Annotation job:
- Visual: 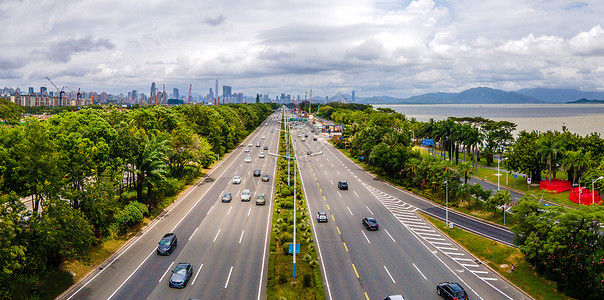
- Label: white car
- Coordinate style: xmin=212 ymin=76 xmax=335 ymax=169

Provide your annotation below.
xmin=245 ymin=157 xmax=252 ymax=163
xmin=232 ymin=175 xmax=241 ymax=184
xmin=248 ymin=143 xmax=253 ymax=147
xmin=259 ymin=152 xmax=265 ymax=158
xmin=245 ymin=148 xmax=250 ymax=153
xmin=262 ymin=136 xmax=266 ymax=139
xmin=241 ymin=189 xmax=251 ymax=201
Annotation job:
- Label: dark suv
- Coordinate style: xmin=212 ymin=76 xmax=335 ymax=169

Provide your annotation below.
xmin=436 ymin=282 xmax=469 ymax=300
xmin=157 ymin=233 xmax=178 ymax=255
xmin=338 ymin=181 xmax=348 ymax=190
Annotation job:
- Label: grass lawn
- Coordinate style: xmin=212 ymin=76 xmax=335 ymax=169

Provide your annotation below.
xmin=421 ymin=213 xmax=573 ymax=300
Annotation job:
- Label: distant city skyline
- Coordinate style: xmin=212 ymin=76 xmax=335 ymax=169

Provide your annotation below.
xmin=2 ymin=1 xmax=604 ymax=98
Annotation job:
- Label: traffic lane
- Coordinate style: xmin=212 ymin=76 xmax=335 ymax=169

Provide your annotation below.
xmin=298 ymin=157 xmax=365 ymax=300
xmin=467 ymin=176 xmax=524 ymax=201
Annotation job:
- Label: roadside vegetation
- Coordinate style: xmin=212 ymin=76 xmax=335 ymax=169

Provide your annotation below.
xmin=0 ymin=100 xmax=275 ymax=299
xmin=309 ymin=102 xmax=604 ymax=299
xmin=266 ymin=115 xmax=325 ymax=300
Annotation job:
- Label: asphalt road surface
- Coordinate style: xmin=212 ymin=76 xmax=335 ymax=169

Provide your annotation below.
xmin=61 ymin=112 xmax=282 ymax=300
xmin=290 ymin=116 xmax=528 ymax=300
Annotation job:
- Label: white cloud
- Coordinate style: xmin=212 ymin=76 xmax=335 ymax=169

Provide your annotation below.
xmin=1 ymin=0 xmax=604 ymax=97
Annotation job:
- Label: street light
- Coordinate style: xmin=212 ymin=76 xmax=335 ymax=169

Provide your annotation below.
xmin=497 ymin=157 xmax=508 ymax=190
xmin=592 ymin=176 xmax=603 ymax=205
xmin=293 ymin=139 xmax=297 ymax=278
xmin=444 ymin=180 xmax=449 ymax=227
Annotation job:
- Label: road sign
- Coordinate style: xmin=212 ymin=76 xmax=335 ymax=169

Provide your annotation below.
xmin=514 ymin=174 xmax=518 ymax=179
xmin=288 ymin=243 xmax=300 ymax=254
xmin=527 ymin=178 xmax=532 ymax=184
xmin=422 ymin=139 xmax=434 ymax=146
xmin=360 ymin=156 xmax=364 ymax=160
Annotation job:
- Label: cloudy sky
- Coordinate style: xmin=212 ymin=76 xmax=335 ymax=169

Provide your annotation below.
xmin=2 ymin=0 xmax=604 ymax=98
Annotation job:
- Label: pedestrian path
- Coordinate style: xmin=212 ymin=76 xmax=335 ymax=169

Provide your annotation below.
xmin=363 ymin=183 xmax=501 ymax=283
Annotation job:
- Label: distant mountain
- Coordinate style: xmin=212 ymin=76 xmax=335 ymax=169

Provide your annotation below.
xmin=567 ymin=98 xmax=604 ymax=104
xmin=366 ymin=87 xmax=542 ymax=104
xmin=515 ymin=88 xmax=604 ymax=103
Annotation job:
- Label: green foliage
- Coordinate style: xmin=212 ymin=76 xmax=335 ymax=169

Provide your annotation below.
xmin=113 ymin=201 xmax=147 ymax=234
xmin=0 ymin=97 xmax=24 ymax=125
xmin=302 ymin=273 xmax=312 ymax=287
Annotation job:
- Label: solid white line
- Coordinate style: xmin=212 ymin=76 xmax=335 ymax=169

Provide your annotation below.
xmin=353 ymin=191 xmax=359 ymax=197
xmin=384 ymin=229 xmax=396 ymax=243
xmin=239 ymin=230 xmax=245 ymax=243
xmin=471 ymin=270 xmax=488 ymax=274
xmin=248 ymin=207 xmax=251 ymax=216
xmin=107 ymin=249 xmax=155 ymax=300
xmin=413 ymin=263 xmax=427 ymax=280
xmin=444 ymin=252 xmax=465 ymax=256
xmin=365 ymin=205 xmax=373 ymax=215
xmin=189 ymin=227 xmax=199 ymax=241
xmin=430 ymin=242 xmax=453 ymax=246
xmin=383 ymin=266 xmax=396 ymax=283
xmin=361 ymin=230 xmax=371 ymax=243
xmin=213 ymin=229 xmax=221 ymax=242
xmin=207 ymin=205 xmax=214 ymax=215
xmin=191 ymin=264 xmax=204 ymax=285
xmin=347 ymin=206 xmax=354 ymax=215
xmin=158 ymin=261 xmax=175 ymax=283
xmin=225 ymin=266 xmax=233 ymax=288
xmin=227 ymin=206 xmax=232 ymax=215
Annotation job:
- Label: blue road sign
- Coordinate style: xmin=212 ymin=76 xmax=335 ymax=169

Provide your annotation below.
xmin=288 ymin=243 xmax=300 ymax=254
xmin=422 ymin=139 xmax=434 ymax=146
xmin=514 ymin=174 xmax=518 ymax=179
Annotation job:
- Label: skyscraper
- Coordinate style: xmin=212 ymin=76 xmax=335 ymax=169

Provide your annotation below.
xmin=28 ymin=87 xmax=34 ymax=94
xmin=215 ymin=80 xmax=218 ymax=102
xmin=223 ymin=85 xmax=232 ymax=98
xmin=173 ymin=88 xmax=179 ymax=100
xmin=40 ymin=87 xmax=47 ymax=95
xmin=208 ymin=88 xmax=214 ymax=100
xmin=132 ymin=90 xmax=137 ymax=102
xmin=150 ymin=82 xmax=156 ymax=99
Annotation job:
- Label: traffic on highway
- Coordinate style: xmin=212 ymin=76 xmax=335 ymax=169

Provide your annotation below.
xmin=61 ymin=107 xmax=528 ymax=300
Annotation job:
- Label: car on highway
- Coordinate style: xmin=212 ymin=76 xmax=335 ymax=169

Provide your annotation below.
xmin=256 ymin=142 xmax=260 ymax=147
xmin=338 ymin=180 xmax=348 ymax=190
xmin=263 ymin=145 xmax=269 ymax=150
xmin=232 ymin=175 xmax=241 ymax=184
xmin=362 ymin=217 xmax=379 ymax=230
xmin=169 ymin=263 xmax=192 ymax=288
xmin=307 ymin=150 xmax=312 ymax=155
xmin=317 ymin=211 xmax=328 ymax=222
xmin=262 ymin=136 xmax=266 ymax=139
xmin=259 ymin=152 xmax=265 ymax=158
xmin=301 ymin=137 xmax=305 ymax=141
xmin=222 ymin=192 xmax=232 ymax=203
xmin=248 ymin=143 xmax=253 ymax=147
xmin=245 ymin=148 xmax=250 ymax=153
xmin=436 ymin=282 xmax=468 ymax=300
xmin=384 ymin=296 xmax=404 ymax=300
xmin=313 ymin=137 xmax=317 ymax=141
xmin=253 ymin=169 xmax=262 ymax=177
xmin=241 ymin=189 xmax=251 ymax=202
xmin=245 ymin=157 xmax=252 ymax=163
xmin=256 ymin=193 xmax=266 ymax=205
xmin=157 ymin=233 xmax=177 ymax=255
xmin=270 ymin=129 xmax=274 ymax=133
xmin=262 ymin=174 xmax=270 ymax=182
xmin=304 ymin=134 xmax=308 ymax=138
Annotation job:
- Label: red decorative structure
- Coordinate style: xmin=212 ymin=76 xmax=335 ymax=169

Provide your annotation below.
xmin=540 ymin=179 xmax=572 ymax=193
xmin=569 ymin=187 xmax=603 ymax=205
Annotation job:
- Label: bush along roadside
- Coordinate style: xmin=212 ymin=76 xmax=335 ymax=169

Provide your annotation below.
xmin=266 ymin=114 xmax=325 ymax=300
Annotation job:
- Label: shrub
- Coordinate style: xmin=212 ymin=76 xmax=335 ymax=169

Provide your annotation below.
xmin=113 ymin=201 xmax=147 ymax=233
xmin=278 ymin=273 xmax=288 ymax=284
xmin=279 ymin=232 xmax=293 ymax=243
xmin=303 ymin=273 xmax=312 ymax=287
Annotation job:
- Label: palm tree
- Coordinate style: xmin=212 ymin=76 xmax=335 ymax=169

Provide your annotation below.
xmin=562 ymin=150 xmax=596 ymax=185
xmin=537 ymin=137 xmax=563 ymax=184
xmin=457 ymin=161 xmax=473 ymax=184
xmin=133 ymin=133 xmax=170 ymax=204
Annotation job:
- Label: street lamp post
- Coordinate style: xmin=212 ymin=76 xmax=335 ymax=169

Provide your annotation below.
xmin=292 ymin=140 xmax=297 ymax=278
xmin=444 ymin=180 xmax=449 ymax=227
xmin=497 ymin=157 xmax=508 ymax=190
xmin=593 ymin=176 xmax=604 ymax=205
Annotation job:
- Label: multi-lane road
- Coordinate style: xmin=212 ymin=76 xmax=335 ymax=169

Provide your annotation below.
xmin=61 ymin=108 xmax=529 ymax=300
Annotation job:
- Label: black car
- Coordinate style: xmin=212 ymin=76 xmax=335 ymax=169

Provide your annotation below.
xmin=338 ymin=181 xmax=348 ymax=190
xmin=253 ymin=169 xmax=261 ymax=177
xmin=313 ymin=137 xmax=317 ymax=141
xmin=436 ymin=282 xmax=469 ymax=300
xmin=157 ymin=233 xmax=177 ymax=255
xmin=362 ymin=217 xmax=379 ymax=230
xmin=222 ymin=192 xmax=232 ymax=203
xmin=169 ymin=263 xmax=193 ymax=288
xmin=307 ymin=150 xmax=312 ymax=155
xmin=263 ymin=145 xmax=269 ymax=150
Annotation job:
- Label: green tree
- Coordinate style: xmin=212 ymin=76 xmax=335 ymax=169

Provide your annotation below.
xmin=0 ymin=98 xmax=24 ymax=125
xmin=457 ymin=161 xmax=473 ymax=184
xmin=537 ymin=136 xmax=564 ymax=184
xmin=562 ymin=150 xmax=596 ymax=185
xmin=506 ymin=130 xmax=546 ymax=183
xmin=486 ymin=190 xmax=511 ymax=214
xmin=0 ymin=193 xmax=27 ymax=296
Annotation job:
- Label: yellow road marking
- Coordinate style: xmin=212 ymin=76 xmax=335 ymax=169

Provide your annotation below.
xmin=319 ymin=188 xmax=322 ymax=193
xmin=337 ymin=226 xmax=341 ymax=234
xmin=352 ymin=263 xmax=360 ymax=278
xmin=331 ymin=215 xmax=335 ymax=221
xmin=323 ymin=195 xmax=327 ymax=201
xmin=365 ymin=292 xmax=369 ymax=300
xmin=327 ymin=204 xmax=330 ymax=210
xmin=343 ymin=242 xmax=348 ymax=252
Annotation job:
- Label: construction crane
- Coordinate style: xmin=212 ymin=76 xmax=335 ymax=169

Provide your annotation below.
xmin=64 ymin=86 xmax=82 ymax=106
xmin=187 ymin=84 xmax=192 ymax=105
xmin=45 ymin=76 xmax=65 ymax=106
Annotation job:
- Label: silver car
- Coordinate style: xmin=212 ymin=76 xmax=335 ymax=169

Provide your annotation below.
xmin=245 ymin=157 xmax=252 ymax=163
xmin=241 ymin=189 xmax=251 ymax=202
xmin=255 ymin=193 xmax=266 ymax=205
xmin=232 ymin=176 xmax=241 ymax=184
xmin=259 ymin=152 xmax=265 ymax=158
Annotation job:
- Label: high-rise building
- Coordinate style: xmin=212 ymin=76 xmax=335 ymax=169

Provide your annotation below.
xmin=173 ymin=88 xmax=179 ymax=100
xmin=132 ymin=90 xmax=137 ymax=102
xmin=28 ymin=87 xmax=34 ymax=94
xmin=352 ymin=90 xmax=355 ymax=102
xmin=150 ymin=82 xmax=156 ymax=99
xmin=40 ymin=87 xmax=47 ymax=95
xmin=215 ymin=80 xmax=218 ymax=101
xmin=208 ymin=88 xmax=214 ymax=100
xmin=223 ymin=85 xmax=232 ymax=98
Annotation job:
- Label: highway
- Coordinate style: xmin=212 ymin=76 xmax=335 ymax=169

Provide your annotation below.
xmin=61 ymin=112 xmax=282 ymax=300
xmin=288 ymin=116 xmax=529 ymax=300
